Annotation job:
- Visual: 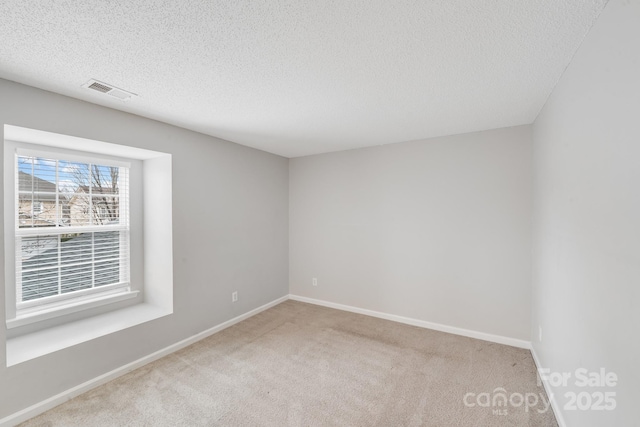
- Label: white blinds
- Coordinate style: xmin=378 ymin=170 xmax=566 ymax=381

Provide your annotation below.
xmin=15 ymin=153 xmax=130 ymax=307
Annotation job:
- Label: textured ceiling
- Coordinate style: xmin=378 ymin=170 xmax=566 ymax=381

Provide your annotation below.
xmin=0 ymin=1 xmax=607 ymax=157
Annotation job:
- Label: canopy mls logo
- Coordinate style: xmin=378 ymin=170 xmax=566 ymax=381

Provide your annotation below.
xmin=538 ymin=368 xmax=617 ymax=411
xmin=463 ymin=388 xmax=551 ymax=416
xmin=462 ymin=368 xmax=618 ymax=416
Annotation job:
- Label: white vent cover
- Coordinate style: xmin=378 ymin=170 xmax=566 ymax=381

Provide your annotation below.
xmin=82 ymin=79 xmax=137 ymax=101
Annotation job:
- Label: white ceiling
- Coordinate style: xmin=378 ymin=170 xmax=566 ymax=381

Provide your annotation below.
xmin=0 ymin=1 xmax=607 ymax=158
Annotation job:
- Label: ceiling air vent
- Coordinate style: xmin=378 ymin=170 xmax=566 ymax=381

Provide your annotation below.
xmin=82 ymin=79 xmax=137 ymax=102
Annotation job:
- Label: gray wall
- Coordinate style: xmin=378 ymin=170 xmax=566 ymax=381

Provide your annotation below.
xmin=0 ymin=79 xmax=289 ymax=418
xmin=531 ymin=0 xmax=640 ymax=425
xmin=290 ymin=126 xmax=533 ymax=340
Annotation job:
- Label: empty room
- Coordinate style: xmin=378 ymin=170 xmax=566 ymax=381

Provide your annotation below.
xmin=0 ymin=0 xmax=637 ymax=426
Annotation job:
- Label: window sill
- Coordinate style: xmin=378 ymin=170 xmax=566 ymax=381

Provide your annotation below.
xmin=6 ymin=303 xmax=172 ymax=366
xmin=7 ymin=290 xmax=139 ymax=329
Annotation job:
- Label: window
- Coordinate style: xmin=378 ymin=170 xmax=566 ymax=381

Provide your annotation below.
xmin=5 ymin=125 xmax=173 ymax=365
xmin=32 ymin=201 xmax=43 ymax=214
xmin=16 ymin=152 xmax=130 ymax=309
xmin=6 ymin=142 xmax=139 ymax=326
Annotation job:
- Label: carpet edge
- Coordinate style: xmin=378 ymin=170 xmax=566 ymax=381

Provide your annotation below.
xmin=530 ymin=345 xmax=566 ymax=427
xmin=288 ymin=294 xmax=532 ymax=350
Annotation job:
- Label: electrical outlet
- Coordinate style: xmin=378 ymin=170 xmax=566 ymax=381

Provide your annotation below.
xmin=539 ymin=326 xmax=543 ymax=342
xmin=232 ymin=291 xmax=238 ymax=302
xmin=312 ymin=277 xmax=318 ymax=286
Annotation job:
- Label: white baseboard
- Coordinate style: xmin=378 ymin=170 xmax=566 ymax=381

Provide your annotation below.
xmin=0 ymin=295 xmax=289 ymax=427
xmin=530 ymin=345 xmax=566 ymax=427
xmin=288 ymin=294 xmax=531 ymax=349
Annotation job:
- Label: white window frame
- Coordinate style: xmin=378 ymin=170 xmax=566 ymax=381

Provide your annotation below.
xmin=5 ymin=142 xmax=140 ymax=327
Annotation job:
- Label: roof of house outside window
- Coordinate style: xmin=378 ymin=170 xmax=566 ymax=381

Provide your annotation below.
xmin=18 ymin=171 xmax=57 ymax=197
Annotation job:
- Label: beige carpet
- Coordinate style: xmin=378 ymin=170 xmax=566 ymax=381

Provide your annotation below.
xmin=21 ymin=301 xmax=557 ymax=426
